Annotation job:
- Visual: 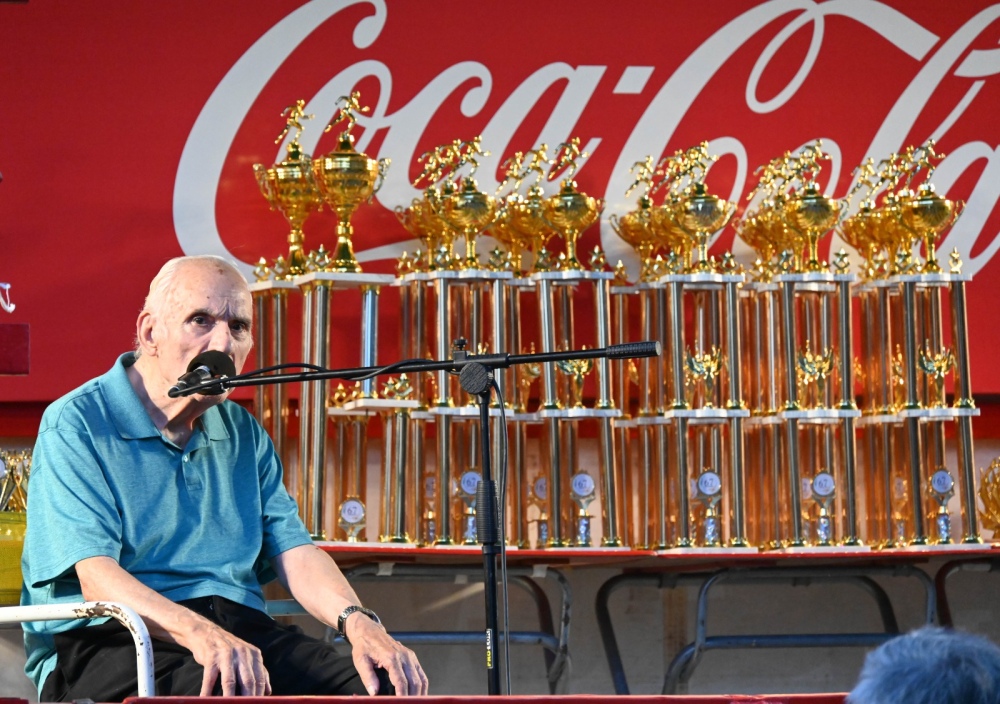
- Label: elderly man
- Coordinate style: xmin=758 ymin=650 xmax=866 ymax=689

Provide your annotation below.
xmin=21 ymin=255 xmax=427 ymax=700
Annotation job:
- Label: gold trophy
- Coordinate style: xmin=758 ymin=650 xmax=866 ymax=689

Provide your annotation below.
xmin=609 ymin=197 xmax=658 ymax=281
xmin=396 ymin=195 xmax=443 ymax=272
xmin=432 ymin=137 xmax=497 ymax=269
xmin=686 ymin=346 xmax=723 ymax=408
xmin=569 ymin=470 xmax=597 ymax=546
xmin=918 ymin=345 xmax=955 ymax=408
xmin=544 ymin=140 xmax=602 ymax=270
xmin=784 ymin=187 xmax=841 ymax=272
xmin=673 ymin=183 xmax=733 ymax=273
xmin=694 ymin=468 xmax=723 ymax=547
xmin=499 ymin=144 xmax=558 ymax=273
xmin=979 ymin=458 xmax=1000 ymax=538
xmin=797 ymin=342 xmax=835 ymax=409
xmin=896 ymin=142 xmax=962 ymax=274
xmin=899 ymin=185 xmax=958 ymax=274
xmin=254 ymin=100 xmax=323 ymax=276
xmin=0 ymin=449 xmax=30 ymax=512
xmin=810 ymin=471 xmax=837 ymax=546
xmin=556 ymin=355 xmax=593 ymax=409
xmin=928 ymin=467 xmax=955 ymax=544
xmin=312 ymin=92 xmax=390 ymax=272
xmin=517 ymin=351 xmax=541 ymax=413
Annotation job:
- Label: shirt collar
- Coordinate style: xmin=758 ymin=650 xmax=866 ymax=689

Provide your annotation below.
xmin=101 ymin=352 xmax=230 ymax=442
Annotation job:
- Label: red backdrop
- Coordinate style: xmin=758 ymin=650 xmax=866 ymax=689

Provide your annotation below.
xmin=1 ymin=0 xmax=999 ymax=405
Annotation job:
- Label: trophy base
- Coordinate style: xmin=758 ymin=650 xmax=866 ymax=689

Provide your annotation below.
xmin=657 ymin=546 xmax=759 ymax=556
xmin=892 ymin=542 xmax=991 ymax=553
xmin=771 ymin=544 xmax=872 ymax=554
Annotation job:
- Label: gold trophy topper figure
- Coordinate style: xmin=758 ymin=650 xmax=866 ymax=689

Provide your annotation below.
xmin=324 ymin=91 xmax=369 ymax=143
xmin=276 ymin=99 xmax=315 ymax=146
xmin=548 ymin=137 xmax=590 ymax=186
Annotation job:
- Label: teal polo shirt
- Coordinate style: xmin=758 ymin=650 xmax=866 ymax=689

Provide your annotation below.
xmin=21 ymin=352 xmax=312 ymax=693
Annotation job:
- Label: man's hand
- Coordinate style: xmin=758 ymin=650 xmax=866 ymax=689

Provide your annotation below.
xmin=345 ymin=612 xmax=429 ymax=696
xmin=188 ymin=620 xmax=272 ymax=696
xmin=271 ymin=545 xmax=430 ymax=696
xmin=76 ymin=556 xmax=272 ymax=696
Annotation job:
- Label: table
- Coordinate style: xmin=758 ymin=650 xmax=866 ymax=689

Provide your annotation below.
xmin=272 ymin=544 xmax=581 ymax=694
xmin=275 ymin=543 xmax=997 ymax=695
xmin=592 ymin=546 xmax=996 ymax=695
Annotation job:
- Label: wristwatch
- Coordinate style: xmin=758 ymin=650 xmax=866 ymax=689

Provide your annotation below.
xmin=337 ymin=605 xmax=381 ymax=644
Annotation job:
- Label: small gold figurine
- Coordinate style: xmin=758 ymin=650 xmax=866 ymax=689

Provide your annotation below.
xmin=686 ymin=346 xmax=724 ymax=408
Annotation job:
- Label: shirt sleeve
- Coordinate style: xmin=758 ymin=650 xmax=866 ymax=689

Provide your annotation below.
xmin=249 ymin=411 xmax=312 ymax=564
xmin=23 ymin=417 xmax=123 ymax=590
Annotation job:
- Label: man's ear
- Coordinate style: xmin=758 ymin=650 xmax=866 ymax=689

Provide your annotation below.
xmin=136 ymin=312 xmax=158 ymax=356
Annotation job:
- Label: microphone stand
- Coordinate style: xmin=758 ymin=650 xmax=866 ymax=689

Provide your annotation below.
xmin=176 ymin=340 xmax=660 ymax=695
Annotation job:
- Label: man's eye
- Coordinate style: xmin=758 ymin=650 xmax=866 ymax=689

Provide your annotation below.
xmin=191 ymin=316 xmax=208 ymax=326
xmin=231 ymin=321 xmax=250 ymax=334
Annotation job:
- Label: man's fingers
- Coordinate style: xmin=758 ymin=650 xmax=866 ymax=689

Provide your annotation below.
xmin=382 ymin=649 xmax=428 ymax=696
xmin=353 ymin=656 xmax=381 ymax=696
xmin=399 ymin=655 xmax=429 ymax=695
xmin=199 ymin=666 xmax=218 ymax=697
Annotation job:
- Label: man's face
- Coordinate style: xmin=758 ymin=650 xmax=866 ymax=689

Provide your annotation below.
xmin=147 ymin=262 xmax=253 ymax=397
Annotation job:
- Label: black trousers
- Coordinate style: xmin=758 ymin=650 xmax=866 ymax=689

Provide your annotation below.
xmin=40 ymin=595 xmax=394 ymax=701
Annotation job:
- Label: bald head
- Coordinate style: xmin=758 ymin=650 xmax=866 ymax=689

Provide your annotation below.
xmin=143 ymin=256 xmax=248 ymax=317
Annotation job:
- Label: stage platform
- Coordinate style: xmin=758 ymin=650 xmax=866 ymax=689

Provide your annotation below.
xmin=103 ymin=696 xmax=849 ymax=704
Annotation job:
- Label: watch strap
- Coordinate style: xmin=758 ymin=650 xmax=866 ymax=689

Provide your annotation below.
xmin=337 ymin=605 xmax=381 ymax=644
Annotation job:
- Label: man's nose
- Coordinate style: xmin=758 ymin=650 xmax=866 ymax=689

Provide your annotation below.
xmin=209 ymin=322 xmax=235 ymax=351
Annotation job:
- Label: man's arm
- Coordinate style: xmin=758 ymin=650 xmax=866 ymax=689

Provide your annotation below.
xmin=270 ymin=544 xmax=429 ymax=696
xmin=75 ymin=556 xmax=270 ymax=696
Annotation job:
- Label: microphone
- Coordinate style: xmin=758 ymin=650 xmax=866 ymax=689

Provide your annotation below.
xmin=168 ymin=350 xmax=237 ymax=398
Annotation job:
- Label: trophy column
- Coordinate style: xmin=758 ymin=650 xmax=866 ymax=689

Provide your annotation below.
xmin=294 ymin=272 xmax=396 ymax=541
xmin=249 ymin=275 xmax=299 ymax=500
xmin=844 ymin=141 xmax=980 ymax=547
xmin=771 ymin=268 xmax=863 ymax=549
xmin=534 ymin=267 xmax=621 ymax=548
xmin=659 ymin=267 xmax=751 ymax=551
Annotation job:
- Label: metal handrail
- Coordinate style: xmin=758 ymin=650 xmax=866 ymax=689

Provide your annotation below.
xmin=0 ymin=601 xmax=154 ymax=696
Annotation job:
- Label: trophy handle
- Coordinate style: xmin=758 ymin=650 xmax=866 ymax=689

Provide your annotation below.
xmin=950 ymin=199 xmax=966 ymax=227
xmin=369 ymin=157 xmax=391 ymax=203
xmin=253 ymin=163 xmax=277 ymax=210
xmin=608 ymin=213 xmax=623 ymax=237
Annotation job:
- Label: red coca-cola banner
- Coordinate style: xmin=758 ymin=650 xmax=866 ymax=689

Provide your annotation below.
xmin=1 ymin=0 xmax=999 ymax=403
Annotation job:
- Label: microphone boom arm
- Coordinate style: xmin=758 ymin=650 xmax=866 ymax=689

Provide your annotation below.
xmin=173 ymin=340 xmax=661 ymax=397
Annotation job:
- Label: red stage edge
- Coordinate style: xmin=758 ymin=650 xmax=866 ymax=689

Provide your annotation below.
xmin=122 ymin=695 xmax=849 ymax=704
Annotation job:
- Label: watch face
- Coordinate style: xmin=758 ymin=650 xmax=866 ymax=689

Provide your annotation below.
xmin=571 ymin=472 xmax=595 ymax=498
xmin=460 ymin=470 xmax=481 ymax=496
xmin=340 ymin=498 xmax=365 ymax=524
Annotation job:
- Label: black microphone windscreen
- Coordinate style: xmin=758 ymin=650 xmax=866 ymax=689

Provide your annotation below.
xmin=605 ymin=341 xmax=661 ymax=360
xmin=187 ymin=350 xmax=237 ymax=377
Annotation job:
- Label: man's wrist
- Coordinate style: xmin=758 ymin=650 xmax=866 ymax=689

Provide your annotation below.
xmin=337 ymin=605 xmax=381 ymax=644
